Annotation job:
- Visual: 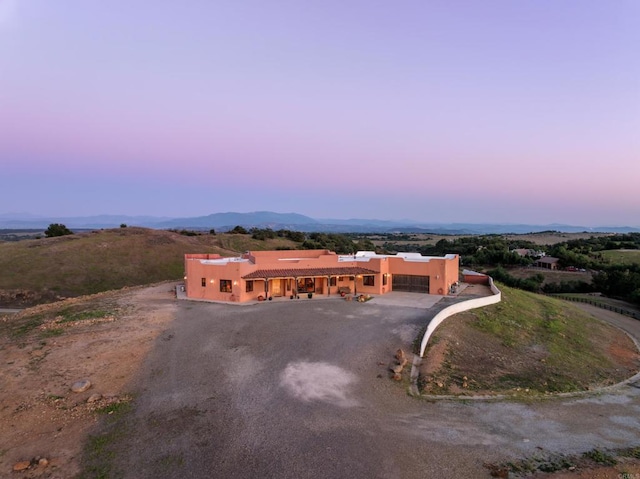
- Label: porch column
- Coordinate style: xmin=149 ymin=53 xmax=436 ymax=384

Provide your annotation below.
xmin=327 ymin=275 xmax=331 ymax=296
xmin=294 ymin=277 xmax=298 ymax=298
xmin=265 ymin=278 xmax=269 ymax=298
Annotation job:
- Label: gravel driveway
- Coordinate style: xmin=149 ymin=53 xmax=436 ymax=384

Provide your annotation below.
xmin=105 ymin=297 xmax=640 ymax=479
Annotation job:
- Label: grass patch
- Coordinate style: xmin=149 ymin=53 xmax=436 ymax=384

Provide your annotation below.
xmin=1 ymin=301 xmax=120 ymax=343
xmin=78 ymin=397 xmax=134 ymax=479
xmin=7 ymin=314 xmax=45 ymax=338
xmin=583 ymin=448 xmax=618 ymax=466
xmin=80 ymin=429 xmax=124 ymax=479
xmin=493 ymin=446 xmax=635 ymax=476
xmin=57 ymin=308 xmax=112 ymax=323
xmin=96 ymin=400 xmax=132 ymax=417
xmin=618 ymin=446 xmax=640 ymax=459
xmin=40 ymin=328 xmax=64 ymax=337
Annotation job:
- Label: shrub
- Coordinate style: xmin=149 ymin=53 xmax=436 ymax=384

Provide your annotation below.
xmin=45 ymin=223 xmax=73 ymax=237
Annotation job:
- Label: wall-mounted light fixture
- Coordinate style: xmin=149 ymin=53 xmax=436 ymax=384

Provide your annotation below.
xmin=210 ymin=279 xmax=215 ymax=284
xmin=233 ymin=281 xmax=238 ymax=286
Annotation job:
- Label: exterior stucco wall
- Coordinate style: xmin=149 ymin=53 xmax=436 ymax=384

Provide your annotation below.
xmin=185 ymin=250 xmax=459 ymax=303
xmin=386 ymin=255 xmax=459 ymax=295
xmin=185 ymin=258 xmax=246 ymax=302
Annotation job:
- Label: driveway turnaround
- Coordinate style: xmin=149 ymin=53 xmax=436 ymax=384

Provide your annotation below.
xmin=105 ymin=298 xmax=640 ymax=478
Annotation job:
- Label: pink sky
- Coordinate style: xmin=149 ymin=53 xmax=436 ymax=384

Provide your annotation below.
xmin=1 ymin=1 xmax=638 ymax=226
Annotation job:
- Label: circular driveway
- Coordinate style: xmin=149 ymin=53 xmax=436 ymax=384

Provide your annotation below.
xmin=108 ymin=297 xmax=640 ymax=478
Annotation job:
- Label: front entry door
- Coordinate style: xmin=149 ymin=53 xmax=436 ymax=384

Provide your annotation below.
xmin=271 ymin=279 xmax=284 ymax=296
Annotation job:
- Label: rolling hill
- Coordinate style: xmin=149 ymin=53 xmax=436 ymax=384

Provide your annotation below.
xmin=0 ymin=227 xmax=297 ymax=306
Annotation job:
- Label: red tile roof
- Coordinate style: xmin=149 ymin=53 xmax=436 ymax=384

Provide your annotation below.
xmin=242 ymin=266 xmax=378 ymax=279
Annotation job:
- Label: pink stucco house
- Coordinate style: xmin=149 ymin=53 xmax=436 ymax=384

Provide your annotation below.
xmin=184 ymin=249 xmax=459 ymax=303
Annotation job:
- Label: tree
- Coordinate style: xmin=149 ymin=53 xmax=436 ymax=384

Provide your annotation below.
xmin=45 ymin=223 xmax=73 ymax=237
xmin=209 ymin=229 xmax=216 ymax=235
xmin=228 ymin=225 xmax=248 ymax=234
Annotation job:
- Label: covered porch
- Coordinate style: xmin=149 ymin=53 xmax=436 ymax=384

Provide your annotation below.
xmin=242 ymin=266 xmax=378 ymax=300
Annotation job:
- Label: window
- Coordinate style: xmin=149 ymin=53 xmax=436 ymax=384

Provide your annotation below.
xmin=363 ymin=275 xmax=375 ymax=286
xmin=201 ymin=278 xmax=206 ymax=287
xmin=246 ymin=280 xmax=254 ymax=292
xmin=220 ymin=279 xmax=232 ymax=293
xmin=383 ymin=274 xmax=388 ymax=286
xmin=338 ymin=276 xmax=346 ymax=282
xmin=329 ymin=277 xmax=337 ymax=287
xmin=297 ymin=278 xmax=315 ymax=292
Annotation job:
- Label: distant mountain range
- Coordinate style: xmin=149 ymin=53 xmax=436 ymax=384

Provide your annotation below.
xmin=0 ymin=211 xmax=638 ymax=234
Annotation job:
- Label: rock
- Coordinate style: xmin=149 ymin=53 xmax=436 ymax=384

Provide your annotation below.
xmin=87 ymin=393 xmax=102 ymax=403
xmin=436 ymin=382 xmax=444 ymax=388
xmin=13 ymin=461 xmax=31 ymax=472
xmin=392 ymin=364 xmax=404 ymax=374
xmin=38 ymin=458 xmax=49 ymax=467
xmin=392 ymin=373 xmax=402 ymax=381
xmin=398 ymin=357 xmax=408 ymax=368
xmin=395 ymin=349 xmax=406 ymax=361
xmin=489 ymin=467 xmax=509 ymax=478
xmin=70 ymin=379 xmax=92 ymax=393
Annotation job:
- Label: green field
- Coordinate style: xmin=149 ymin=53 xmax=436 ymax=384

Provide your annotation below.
xmin=599 ymin=249 xmax=640 ymax=266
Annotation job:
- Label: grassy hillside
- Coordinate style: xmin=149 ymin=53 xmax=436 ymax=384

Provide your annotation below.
xmin=600 ymin=249 xmax=640 ymax=266
xmin=0 ymin=227 xmax=297 ymax=303
xmin=421 ymin=284 xmax=639 ymax=395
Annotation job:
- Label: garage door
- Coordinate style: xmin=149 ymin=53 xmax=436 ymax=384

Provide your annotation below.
xmin=392 ymin=275 xmax=430 ymax=293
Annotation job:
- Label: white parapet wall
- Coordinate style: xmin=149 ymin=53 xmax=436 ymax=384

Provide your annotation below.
xmin=419 ymin=277 xmax=501 ymax=357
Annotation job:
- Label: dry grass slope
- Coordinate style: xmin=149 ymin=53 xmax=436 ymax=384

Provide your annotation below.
xmin=0 ymin=227 xmax=297 ymax=303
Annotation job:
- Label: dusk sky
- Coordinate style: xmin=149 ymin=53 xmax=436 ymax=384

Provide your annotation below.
xmin=1 ymin=1 xmax=638 ymax=226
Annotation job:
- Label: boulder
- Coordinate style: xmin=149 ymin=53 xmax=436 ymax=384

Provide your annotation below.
xmin=13 ymin=461 xmax=31 ymax=472
xmin=70 ymin=379 xmax=92 ymax=393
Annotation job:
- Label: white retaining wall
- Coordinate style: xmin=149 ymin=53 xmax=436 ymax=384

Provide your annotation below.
xmin=419 ymin=277 xmax=501 ymax=357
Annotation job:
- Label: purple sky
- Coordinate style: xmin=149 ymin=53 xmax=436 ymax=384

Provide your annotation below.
xmin=1 ymin=1 xmax=638 ymax=226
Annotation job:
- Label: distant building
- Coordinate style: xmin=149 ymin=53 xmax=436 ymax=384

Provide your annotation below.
xmin=184 ymin=249 xmax=459 ymax=303
xmin=533 ymin=256 xmax=559 ymax=270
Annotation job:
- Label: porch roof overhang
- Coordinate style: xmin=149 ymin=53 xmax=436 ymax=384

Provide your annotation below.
xmin=242 ymin=266 xmax=378 ymax=280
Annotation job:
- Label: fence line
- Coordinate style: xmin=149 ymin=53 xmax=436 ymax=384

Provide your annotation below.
xmin=551 ymin=294 xmax=640 ymax=320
